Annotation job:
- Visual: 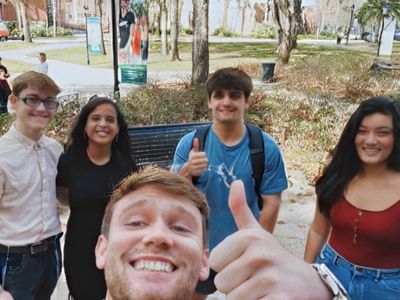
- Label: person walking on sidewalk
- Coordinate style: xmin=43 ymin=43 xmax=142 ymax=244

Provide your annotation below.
xmin=0 ymin=65 xmax=11 ymax=114
xmin=37 ymin=53 xmax=48 ymax=75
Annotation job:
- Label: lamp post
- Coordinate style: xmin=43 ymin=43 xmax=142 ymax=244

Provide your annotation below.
xmin=111 ymin=0 xmax=119 ymax=92
xmin=345 ymin=4 xmax=355 ymax=45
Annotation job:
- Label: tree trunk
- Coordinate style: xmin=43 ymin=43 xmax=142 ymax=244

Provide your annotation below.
xmin=377 ymin=12 xmax=384 ymax=57
xmin=160 ymin=0 xmax=168 ymax=55
xmin=15 ymin=1 xmax=22 ymax=32
xmin=192 ymin=0 xmax=209 ymax=84
xmin=222 ymin=0 xmax=229 ymax=30
xmin=96 ymin=0 xmax=107 ymax=55
xmin=272 ymin=0 xmax=302 ymax=76
xmin=171 ymin=0 xmax=181 ymax=60
xmin=19 ymin=0 xmax=31 ymax=43
xmin=178 ymin=0 xmax=184 ymax=23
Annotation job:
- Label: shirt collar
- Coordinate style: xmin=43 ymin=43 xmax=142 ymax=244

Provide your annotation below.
xmin=9 ymin=124 xmax=48 ymax=149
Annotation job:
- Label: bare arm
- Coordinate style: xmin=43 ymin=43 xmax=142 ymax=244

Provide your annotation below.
xmin=304 ymin=202 xmax=331 ymax=263
xmin=0 ymin=287 xmax=14 ymax=300
xmin=56 ymin=186 xmax=69 ymax=207
xmin=209 ymin=181 xmax=333 ymax=300
xmin=258 ymin=193 xmax=281 ymax=233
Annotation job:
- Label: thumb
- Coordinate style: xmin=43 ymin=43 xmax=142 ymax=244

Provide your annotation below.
xmin=229 ymin=180 xmax=260 ymax=230
xmin=192 ymin=137 xmax=200 ymax=152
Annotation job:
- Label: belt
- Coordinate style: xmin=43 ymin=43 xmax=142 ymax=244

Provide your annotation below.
xmin=0 ymin=233 xmax=62 ymax=255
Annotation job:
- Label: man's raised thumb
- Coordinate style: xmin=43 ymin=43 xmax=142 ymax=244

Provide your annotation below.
xmin=192 ymin=137 xmax=200 ymax=152
xmin=229 ymin=180 xmax=260 ymax=230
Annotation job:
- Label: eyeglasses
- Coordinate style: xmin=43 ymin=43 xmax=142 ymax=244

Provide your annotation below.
xmin=19 ymin=96 xmax=60 ymax=109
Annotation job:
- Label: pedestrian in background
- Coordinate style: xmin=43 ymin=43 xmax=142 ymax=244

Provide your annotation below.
xmin=37 ymin=52 xmax=48 ymax=74
xmin=0 ymin=65 xmax=11 ymax=114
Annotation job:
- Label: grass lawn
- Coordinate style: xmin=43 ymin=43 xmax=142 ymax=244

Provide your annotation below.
xmin=0 ymin=40 xmax=45 ymax=50
xmin=39 ymin=38 xmax=387 ymax=72
xmin=1 ymin=59 xmax=35 ymax=73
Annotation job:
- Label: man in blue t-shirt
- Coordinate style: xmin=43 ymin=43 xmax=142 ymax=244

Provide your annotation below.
xmin=172 ymin=67 xmax=288 ymax=299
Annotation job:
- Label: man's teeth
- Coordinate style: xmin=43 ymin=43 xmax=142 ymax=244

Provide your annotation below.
xmin=134 ymin=260 xmax=173 ymax=273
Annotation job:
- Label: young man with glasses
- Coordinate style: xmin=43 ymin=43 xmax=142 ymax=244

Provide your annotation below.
xmin=0 ymin=71 xmax=63 ymax=300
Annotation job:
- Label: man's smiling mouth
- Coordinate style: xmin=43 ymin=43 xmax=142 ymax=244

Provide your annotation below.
xmin=132 ymin=260 xmax=176 ymax=273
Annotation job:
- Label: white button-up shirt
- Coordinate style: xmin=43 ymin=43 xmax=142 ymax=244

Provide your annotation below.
xmin=0 ymin=125 xmax=63 ymax=246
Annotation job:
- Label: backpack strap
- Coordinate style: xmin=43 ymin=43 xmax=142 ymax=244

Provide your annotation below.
xmin=191 ymin=124 xmax=211 ymax=184
xmin=246 ymin=124 xmax=265 ymax=209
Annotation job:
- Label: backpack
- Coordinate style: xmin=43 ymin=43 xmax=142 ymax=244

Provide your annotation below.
xmin=192 ymin=123 xmax=265 ymax=209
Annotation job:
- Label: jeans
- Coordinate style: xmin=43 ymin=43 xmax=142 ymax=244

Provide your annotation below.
xmin=316 ymin=243 xmax=400 ymax=300
xmin=0 ymin=236 xmax=62 ymax=300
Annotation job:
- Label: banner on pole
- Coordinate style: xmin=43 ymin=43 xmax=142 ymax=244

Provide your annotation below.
xmin=86 ymin=17 xmax=103 ymax=54
xmin=119 ymin=0 xmax=148 ymax=85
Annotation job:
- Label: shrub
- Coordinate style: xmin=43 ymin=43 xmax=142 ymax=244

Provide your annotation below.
xmin=118 ymin=83 xmax=210 ymax=126
xmin=212 ymin=27 xmax=236 ymax=37
xmin=251 ymin=24 xmax=275 ymax=39
xmin=180 ymin=27 xmax=193 ymax=35
xmin=280 ymin=54 xmax=400 ymax=101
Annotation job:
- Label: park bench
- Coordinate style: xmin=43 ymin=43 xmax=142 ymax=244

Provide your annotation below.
xmin=128 ymin=122 xmax=211 ymax=169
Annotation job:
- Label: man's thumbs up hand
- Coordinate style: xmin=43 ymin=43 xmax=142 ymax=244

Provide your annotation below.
xmin=187 ymin=137 xmax=208 ymax=177
xmin=228 ymin=180 xmax=260 ymax=230
xmin=209 ymin=180 xmax=332 ymax=300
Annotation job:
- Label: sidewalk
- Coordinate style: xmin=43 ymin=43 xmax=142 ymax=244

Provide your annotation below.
xmin=0 ymin=38 xmax=193 ymax=95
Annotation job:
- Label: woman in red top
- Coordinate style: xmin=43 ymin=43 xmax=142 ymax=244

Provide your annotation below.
xmin=305 ymin=96 xmax=400 ymax=300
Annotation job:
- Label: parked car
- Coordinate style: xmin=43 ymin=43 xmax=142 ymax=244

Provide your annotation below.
xmin=0 ymin=22 xmax=9 ymax=41
xmin=362 ymin=31 xmax=376 ymax=43
xmin=348 ymin=26 xmax=360 ymax=40
xmin=394 ymin=29 xmax=400 ymax=41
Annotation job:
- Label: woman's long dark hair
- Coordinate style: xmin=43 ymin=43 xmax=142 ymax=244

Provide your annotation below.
xmin=316 ymin=96 xmax=400 ymax=216
xmin=66 ymin=97 xmax=132 ymax=159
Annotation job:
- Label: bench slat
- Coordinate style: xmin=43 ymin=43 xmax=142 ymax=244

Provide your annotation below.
xmin=128 ymin=122 xmax=211 ymax=169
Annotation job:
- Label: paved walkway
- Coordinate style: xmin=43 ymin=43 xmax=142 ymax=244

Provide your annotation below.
xmin=0 ymin=37 xmax=191 ymax=94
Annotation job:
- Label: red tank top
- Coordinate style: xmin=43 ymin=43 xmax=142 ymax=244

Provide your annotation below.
xmin=328 ymin=196 xmax=400 ymax=268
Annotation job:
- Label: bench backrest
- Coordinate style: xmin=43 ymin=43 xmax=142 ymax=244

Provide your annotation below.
xmin=128 ymin=122 xmax=211 ymax=169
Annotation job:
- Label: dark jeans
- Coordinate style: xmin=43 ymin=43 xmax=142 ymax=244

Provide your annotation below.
xmin=0 ymin=236 xmax=62 ymax=300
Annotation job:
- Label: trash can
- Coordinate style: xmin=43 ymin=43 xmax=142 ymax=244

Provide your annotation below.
xmin=336 ymin=37 xmax=342 ymax=44
xmin=261 ymin=62 xmax=275 ymax=82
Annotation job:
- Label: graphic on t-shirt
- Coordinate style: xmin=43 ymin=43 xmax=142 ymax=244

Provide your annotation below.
xmin=208 ymin=163 xmax=237 ymax=189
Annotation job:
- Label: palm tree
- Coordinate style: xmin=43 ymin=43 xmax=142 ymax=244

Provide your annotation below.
xmin=357 ymin=0 xmax=400 ymax=56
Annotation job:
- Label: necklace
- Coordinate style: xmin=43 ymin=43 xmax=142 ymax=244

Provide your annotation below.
xmin=352 ymin=210 xmax=363 ymax=245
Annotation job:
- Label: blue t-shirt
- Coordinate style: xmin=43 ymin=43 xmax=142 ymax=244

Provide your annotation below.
xmin=172 ymin=127 xmax=288 ymax=250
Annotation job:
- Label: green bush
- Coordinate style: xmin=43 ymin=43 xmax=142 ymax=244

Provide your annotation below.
xmin=319 ymin=31 xmax=337 ymax=39
xmin=251 ymin=24 xmax=275 ymax=39
xmin=180 ymin=27 xmax=193 ymax=35
xmin=118 ymin=83 xmax=210 ymax=126
xmin=30 ymin=23 xmax=73 ymax=38
xmin=0 ymin=113 xmax=15 ymax=137
xmin=280 ymin=54 xmax=400 ymax=101
xmin=212 ymin=27 xmax=236 ymax=37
